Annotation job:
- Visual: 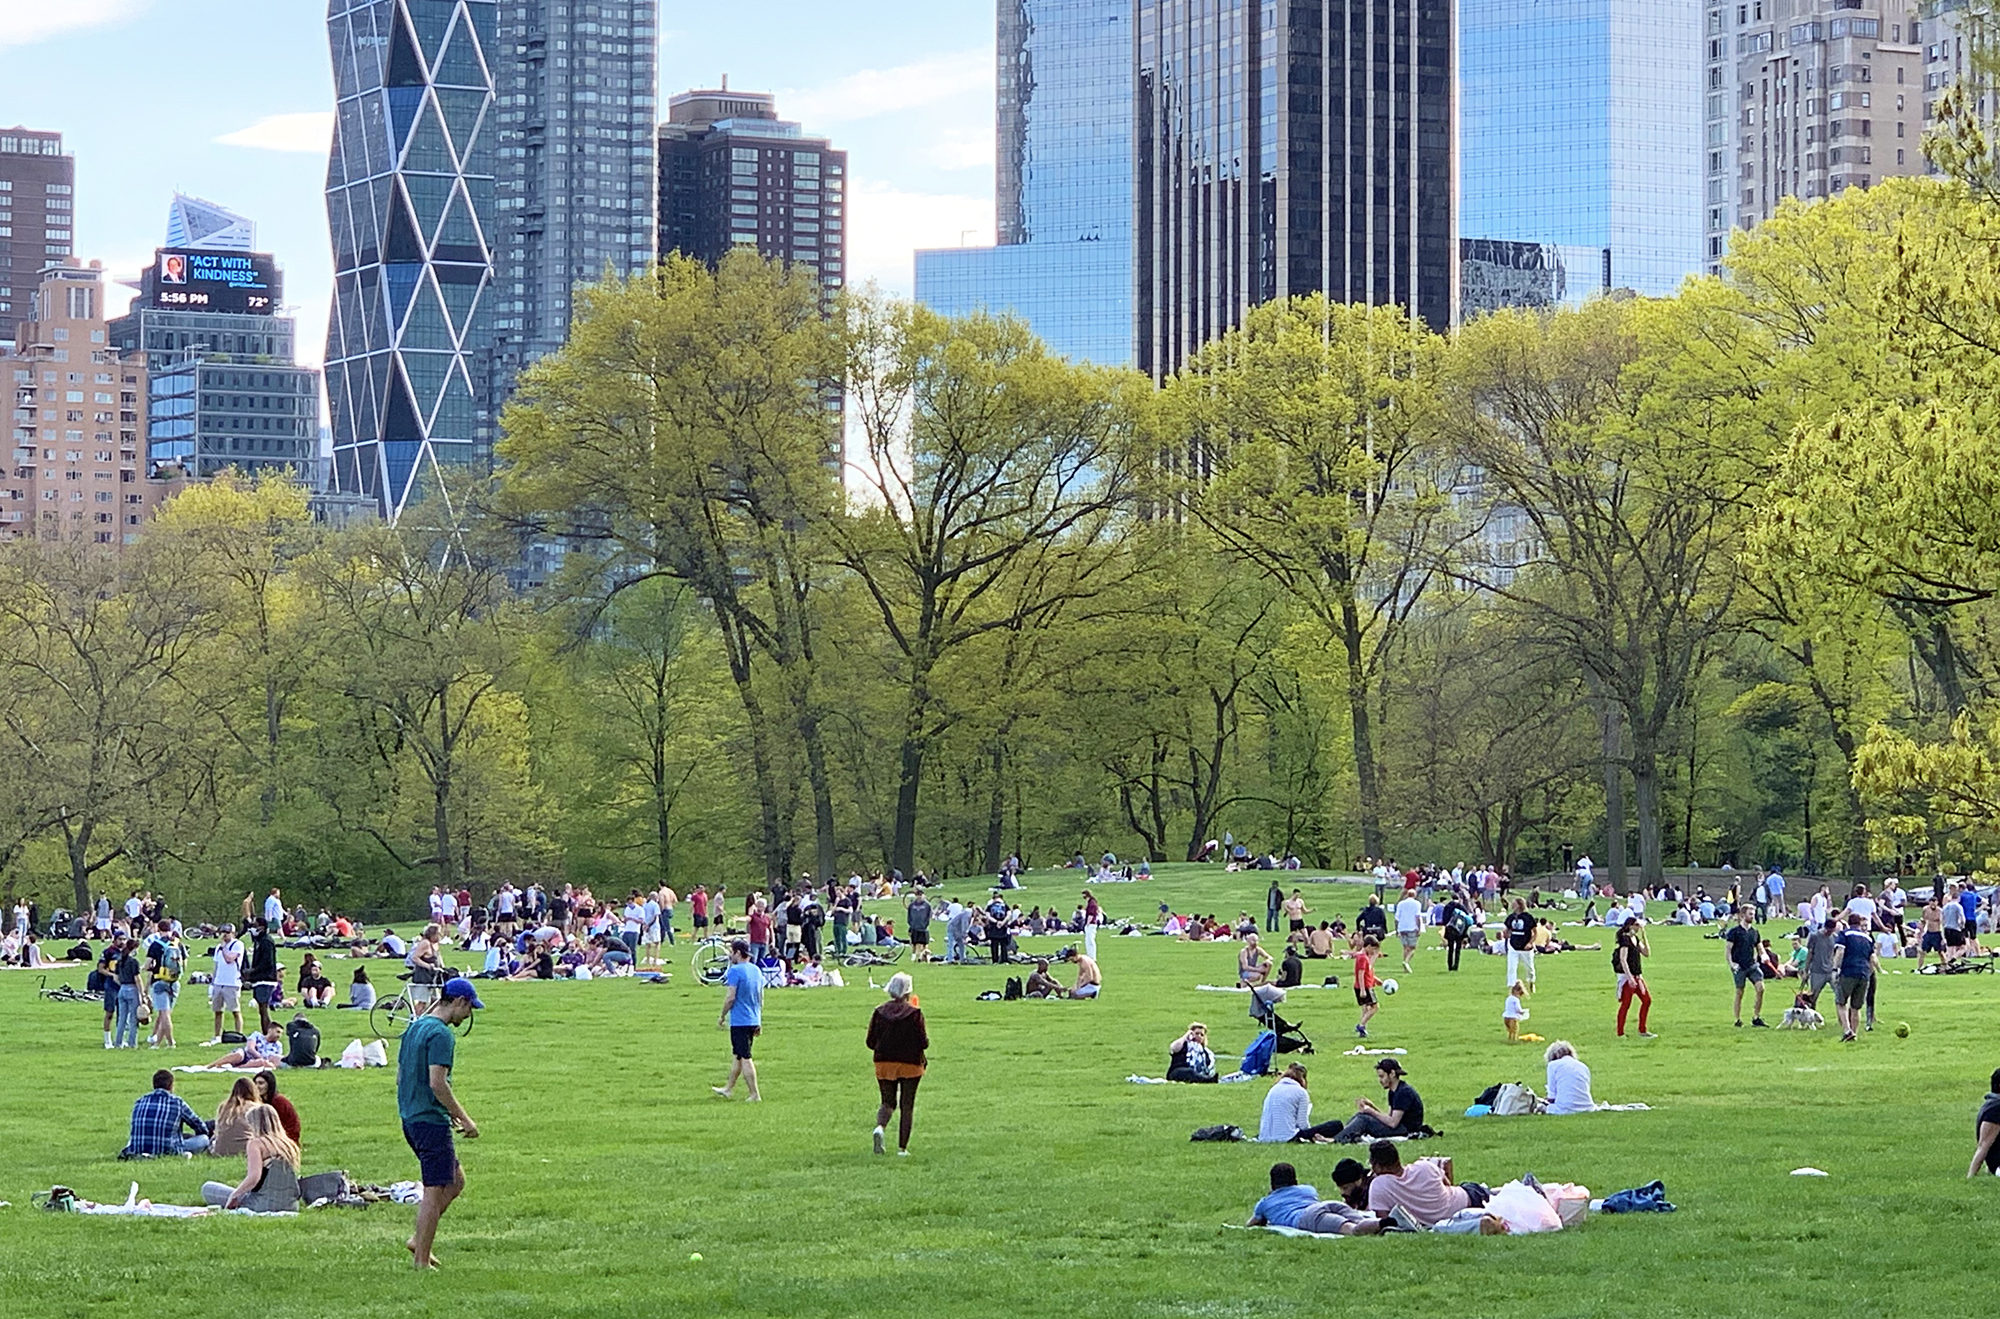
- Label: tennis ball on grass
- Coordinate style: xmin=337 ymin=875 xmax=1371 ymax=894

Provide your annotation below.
xmin=1895 ymin=1022 xmax=1910 ymax=1038
xmin=689 ymin=1253 xmax=703 ymax=1262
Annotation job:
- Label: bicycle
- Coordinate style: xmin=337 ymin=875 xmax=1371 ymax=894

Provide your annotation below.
xmin=36 ymin=975 xmax=98 ymax=1004
xmin=370 ymin=975 xmax=465 ymax=1040
xmin=840 ymin=945 xmax=904 ymax=969
xmin=689 ymin=935 xmax=733 ymax=987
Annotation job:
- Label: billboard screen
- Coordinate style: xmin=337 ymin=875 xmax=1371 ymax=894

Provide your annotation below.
xmin=149 ymin=248 xmax=281 ymax=315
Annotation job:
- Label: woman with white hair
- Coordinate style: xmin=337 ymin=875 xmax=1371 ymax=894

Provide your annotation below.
xmin=1543 ymin=1040 xmax=1595 ymax=1115
xmin=866 ymin=971 xmax=930 ymax=1156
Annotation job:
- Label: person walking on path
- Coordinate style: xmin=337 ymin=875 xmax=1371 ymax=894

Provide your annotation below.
xmin=713 ymin=940 xmax=764 ymax=1101
xmin=867 ymin=971 xmax=929 ymax=1156
xmin=1613 ymin=918 xmax=1654 ymax=1038
xmin=398 ymin=976 xmax=482 ymax=1270
xmin=1724 ymin=905 xmax=1768 ymax=1028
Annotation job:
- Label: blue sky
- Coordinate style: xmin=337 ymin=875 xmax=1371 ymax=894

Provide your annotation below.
xmin=0 ymin=0 xmax=998 ymax=365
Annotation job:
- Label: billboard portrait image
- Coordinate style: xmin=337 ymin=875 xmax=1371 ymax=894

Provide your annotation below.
xmin=159 ymin=253 xmax=187 ymax=284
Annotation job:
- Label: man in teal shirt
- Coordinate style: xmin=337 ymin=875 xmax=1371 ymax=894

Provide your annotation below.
xmin=399 ymin=976 xmax=482 ymax=1269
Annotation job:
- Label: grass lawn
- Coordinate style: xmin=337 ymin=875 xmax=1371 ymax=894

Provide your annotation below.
xmin=2 ymin=862 xmax=1994 ymax=1318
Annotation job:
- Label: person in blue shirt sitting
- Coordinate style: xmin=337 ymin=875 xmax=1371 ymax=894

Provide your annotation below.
xmin=120 ymin=1070 xmax=212 ymax=1158
xmin=1247 ymin=1162 xmax=1385 ymax=1235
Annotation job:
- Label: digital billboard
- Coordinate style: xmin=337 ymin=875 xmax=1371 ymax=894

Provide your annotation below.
xmin=148 ymin=248 xmax=282 ymax=315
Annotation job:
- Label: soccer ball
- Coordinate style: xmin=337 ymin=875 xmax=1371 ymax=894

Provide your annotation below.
xmin=1381 ymin=978 xmax=1399 ymax=995
xmin=1895 ymin=1022 xmax=1910 ymax=1038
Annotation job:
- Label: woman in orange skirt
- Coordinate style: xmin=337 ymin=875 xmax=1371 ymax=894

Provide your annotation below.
xmin=867 ymin=971 xmax=929 ymax=1156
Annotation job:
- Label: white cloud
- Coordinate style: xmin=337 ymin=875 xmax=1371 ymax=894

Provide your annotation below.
xmin=215 ymin=112 xmax=336 ymax=155
xmin=785 ymin=49 xmax=992 ymax=125
xmin=845 ymin=180 xmax=993 ymax=297
xmin=925 ymin=128 xmax=994 ymax=173
xmin=0 ymin=0 xmax=149 ymax=48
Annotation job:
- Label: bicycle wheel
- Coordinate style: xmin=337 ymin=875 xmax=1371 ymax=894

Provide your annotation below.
xmin=691 ymin=942 xmax=730 ymax=986
xmin=371 ymin=993 xmax=417 ymax=1040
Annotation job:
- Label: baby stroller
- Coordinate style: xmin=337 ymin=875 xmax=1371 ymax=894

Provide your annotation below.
xmin=1269 ymin=1011 xmax=1314 ymax=1055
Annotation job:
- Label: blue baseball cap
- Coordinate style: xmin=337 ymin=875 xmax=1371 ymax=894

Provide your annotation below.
xmin=442 ymin=976 xmax=485 ymax=1009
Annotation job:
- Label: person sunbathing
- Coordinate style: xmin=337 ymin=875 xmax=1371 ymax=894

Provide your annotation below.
xmin=1248 ymin=1162 xmax=1386 ymax=1235
xmin=208 ymin=1024 xmax=284 ymax=1070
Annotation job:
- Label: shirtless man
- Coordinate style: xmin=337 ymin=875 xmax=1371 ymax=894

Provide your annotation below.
xmin=1917 ymin=897 xmax=1946 ymax=971
xmin=1306 ymin=923 xmax=1336 ymax=958
xmin=1067 ymin=949 xmax=1101 ymax=999
xmin=1282 ymin=890 xmax=1310 ymax=936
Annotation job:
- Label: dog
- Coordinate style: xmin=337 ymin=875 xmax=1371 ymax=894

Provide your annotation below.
xmin=1779 ymin=995 xmax=1824 ymax=1031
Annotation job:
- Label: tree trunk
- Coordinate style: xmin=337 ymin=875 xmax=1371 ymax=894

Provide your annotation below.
xmin=799 ymin=701 xmax=837 ymax=884
xmin=262 ymin=673 xmax=280 ymax=827
xmin=889 ymin=679 xmax=928 ymax=881
xmin=1631 ymin=738 xmax=1664 ymax=887
xmin=652 ymin=733 xmax=672 ymax=886
xmin=1599 ymin=700 xmax=1627 ymax=892
xmin=981 ymin=742 xmax=1006 ymax=874
xmin=64 ymin=817 xmax=92 ymax=914
xmin=433 ymin=757 xmax=456 ymax=891
xmin=729 ymin=666 xmax=785 ymax=884
xmin=1339 ymin=597 xmax=1383 ymax=858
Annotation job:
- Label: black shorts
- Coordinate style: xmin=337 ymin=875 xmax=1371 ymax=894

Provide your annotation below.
xmin=1947 ymin=928 xmax=1967 ymax=947
xmin=403 ymin=1120 xmax=459 ymax=1188
xmin=1289 ymin=920 xmax=1305 ymax=932
xmin=729 ymin=1024 xmax=758 ymax=1059
xmin=694 ymin=914 xmax=709 ymax=929
xmin=1355 ymin=988 xmax=1377 ymax=1007
xmin=252 ymin=983 xmax=277 ymax=1008
xmin=911 ymin=929 xmax=930 ymax=945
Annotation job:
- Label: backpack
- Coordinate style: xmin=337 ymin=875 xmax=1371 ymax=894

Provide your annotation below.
xmin=1240 ymin=1029 xmax=1277 ymax=1077
xmin=1492 ymin=1082 xmax=1543 ymax=1116
xmin=1189 ymin=1124 xmax=1245 ymax=1142
xmin=1003 ymin=976 xmax=1023 ymax=1001
xmin=155 ymin=940 xmax=182 ymax=984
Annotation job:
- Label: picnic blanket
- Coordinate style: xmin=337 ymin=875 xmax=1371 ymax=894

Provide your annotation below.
xmin=1341 ymin=1046 xmax=1408 ymax=1057
xmin=1126 ymin=1072 xmax=1256 ymax=1085
xmin=172 ymin=1066 xmax=269 ymax=1075
xmin=71 ymin=1183 xmax=295 ymax=1218
xmin=1196 ymin=983 xmax=1337 ymax=993
xmin=1224 ymin=1222 xmax=1347 ymax=1240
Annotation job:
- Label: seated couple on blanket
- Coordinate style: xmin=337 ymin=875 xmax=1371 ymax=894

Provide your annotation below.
xmin=1249 ymin=1145 xmax=1503 ymax=1235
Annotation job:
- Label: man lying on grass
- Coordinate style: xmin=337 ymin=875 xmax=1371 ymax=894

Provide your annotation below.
xmin=1247 ymin=1162 xmax=1387 ymax=1235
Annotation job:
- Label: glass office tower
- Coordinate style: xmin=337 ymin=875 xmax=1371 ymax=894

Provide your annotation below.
xmin=1135 ymin=0 xmax=1454 ymax=379
xmin=324 ymin=0 xmax=497 ymax=518
xmin=914 ymin=0 xmax=1135 ymax=367
xmin=1459 ymin=0 xmax=1702 ymax=305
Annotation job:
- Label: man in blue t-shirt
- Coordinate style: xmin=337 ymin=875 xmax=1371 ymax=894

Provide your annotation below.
xmin=1247 ymin=1162 xmax=1383 ymax=1236
xmin=397 ymin=976 xmax=482 ymax=1270
xmin=1831 ymin=913 xmax=1879 ymax=1043
xmin=713 ymin=940 xmax=764 ymax=1101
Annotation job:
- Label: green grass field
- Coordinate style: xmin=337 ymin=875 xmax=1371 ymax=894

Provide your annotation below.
xmin=1 ymin=863 xmax=1993 ymax=1318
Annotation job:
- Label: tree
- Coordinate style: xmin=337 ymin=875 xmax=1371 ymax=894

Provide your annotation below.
xmin=840 ymin=300 xmax=1147 ymax=878
xmin=0 ymin=540 xmax=221 ymax=910
xmin=1449 ymin=296 xmax=1764 ymax=886
xmin=307 ymin=519 xmax=524 ymax=892
xmin=1167 ymin=297 xmax=1457 ymax=859
xmin=498 ymin=253 xmax=844 ymax=883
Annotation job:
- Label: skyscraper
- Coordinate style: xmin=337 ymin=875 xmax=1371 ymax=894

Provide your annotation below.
xmin=1458 ymin=0 xmax=1702 ymax=310
xmin=656 ymin=88 xmax=847 ymax=302
xmin=1135 ymin=0 xmax=1454 ymax=379
xmin=914 ymin=0 xmax=1135 ymax=366
xmin=324 ymin=0 xmax=498 ymax=518
xmin=165 ymin=194 xmax=257 ymax=253
xmin=1710 ymin=0 xmax=1925 ymax=272
xmin=488 ymin=1 xmax=657 ymax=403
xmin=109 ymin=239 xmax=320 ymax=483
xmin=1 ymin=261 xmax=155 ymax=549
xmin=0 ymin=128 xmax=75 ymax=347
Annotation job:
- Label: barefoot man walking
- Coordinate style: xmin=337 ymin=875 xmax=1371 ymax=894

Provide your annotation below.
xmin=398 ymin=976 xmax=482 ymax=1269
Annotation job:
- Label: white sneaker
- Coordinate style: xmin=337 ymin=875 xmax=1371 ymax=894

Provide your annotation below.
xmin=872 ymin=1126 xmax=886 ymax=1155
xmin=896 ymin=1149 xmax=910 ymax=1157
xmin=203 ymin=1037 xmax=222 ymax=1046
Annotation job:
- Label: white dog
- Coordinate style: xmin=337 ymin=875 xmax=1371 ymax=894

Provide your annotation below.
xmin=1779 ymin=1001 xmax=1824 ymax=1031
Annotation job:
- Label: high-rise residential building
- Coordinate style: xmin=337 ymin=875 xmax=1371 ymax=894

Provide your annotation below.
xmin=165 ymin=194 xmax=257 ymax=252
xmin=1708 ymin=0 xmax=1925 ymax=273
xmin=1458 ymin=0 xmax=1703 ymax=312
xmin=324 ymin=0 xmax=498 ymax=518
xmin=1 ymin=261 xmax=156 ymax=548
xmin=0 ymin=129 xmax=76 ymax=347
xmin=914 ymin=0 xmax=1135 ymax=366
xmin=489 ymin=0 xmax=657 ymax=405
xmin=657 ymin=88 xmax=847 ymax=301
xmin=1135 ymin=0 xmax=1454 ymax=380
xmin=109 ymin=243 xmax=320 ymax=482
